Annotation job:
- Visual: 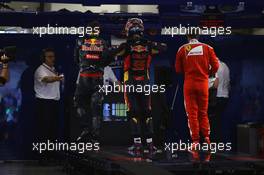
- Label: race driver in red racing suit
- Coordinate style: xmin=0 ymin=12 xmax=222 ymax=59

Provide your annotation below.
xmin=115 ymin=18 xmax=167 ymax=157
xmin=175 ymin=34 xmax=219 ymax=161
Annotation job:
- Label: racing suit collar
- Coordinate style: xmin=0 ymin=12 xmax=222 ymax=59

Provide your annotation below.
xmin=189 ymin=39 xmax=199 ymax=44
xmin=128 ymin=35 xmax=142 ymax=42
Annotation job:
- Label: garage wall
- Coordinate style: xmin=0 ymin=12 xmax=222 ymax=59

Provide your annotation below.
xmin=4 ymin=2 xmax=158 ymax=13
xmin=46 ymin=3 xmax=120 ymax=13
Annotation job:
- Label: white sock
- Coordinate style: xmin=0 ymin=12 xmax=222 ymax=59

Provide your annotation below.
xmin=134 ymin=137 xmax=141 ymax=144
xmin=146 ymin=138 xmax=153 ymax=144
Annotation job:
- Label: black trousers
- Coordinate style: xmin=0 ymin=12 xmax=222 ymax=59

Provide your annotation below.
xmin=74 ymin=76 xmax=103 ymax=135
xmin=124 ymin=80 xmax=153 ymax=139
xmin=210 ymin=97 xmax=229 ymax=143
xmin=35 ymin=98 xmax=59 ymax=160
xmin=36 ymin=98 xmax=59 ymax=142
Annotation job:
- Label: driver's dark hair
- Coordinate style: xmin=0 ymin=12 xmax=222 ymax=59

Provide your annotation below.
xmin=186 ymin=34 xmax=199 ymax=39
xmin=87 ymin=20 xmax=100 ymax=28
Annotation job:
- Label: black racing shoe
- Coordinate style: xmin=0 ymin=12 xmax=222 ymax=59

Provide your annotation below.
xmin=128 ymin=143 xmax=143 ymax=157
xmin=144 ymin=143 xmax=159 ymax=159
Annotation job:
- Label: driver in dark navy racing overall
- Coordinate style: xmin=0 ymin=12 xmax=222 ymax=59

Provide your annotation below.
xmin=115 ymin=18 xmax=167 ymax=157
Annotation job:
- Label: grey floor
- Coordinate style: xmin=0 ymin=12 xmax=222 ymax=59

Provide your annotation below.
xmin=0 ymin=163 xmax=67 ymax=175
xmin=0 ymin=141 xmax=68 ymax=175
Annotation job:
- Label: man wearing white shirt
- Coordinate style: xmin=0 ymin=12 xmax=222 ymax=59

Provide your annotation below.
xmin=214 ymin=61 xmax=230 ymax=98
xmin=34 ymin=48 xmax=64 ymax=162
xmin=211 ymin=61 xmax=230 ymax=142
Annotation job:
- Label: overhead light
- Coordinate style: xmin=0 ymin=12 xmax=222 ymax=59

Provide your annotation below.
xmin=208 ymin=5 xmax=217 ymax=10
xmin=187 ymin=2 xmax=193 ymax=8
xmin=238 ymin=2 xmax=245 ymax=8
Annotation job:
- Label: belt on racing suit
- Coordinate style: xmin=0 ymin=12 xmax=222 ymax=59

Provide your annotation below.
xmin=79 ymin=65 xmax=103 ymax=77
xmin=80 ymin=72 xmax=103 ymax=77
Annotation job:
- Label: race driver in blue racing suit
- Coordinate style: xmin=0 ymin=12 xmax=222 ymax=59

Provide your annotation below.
xmin=74 ymin=21 xmax=114 ymax=142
